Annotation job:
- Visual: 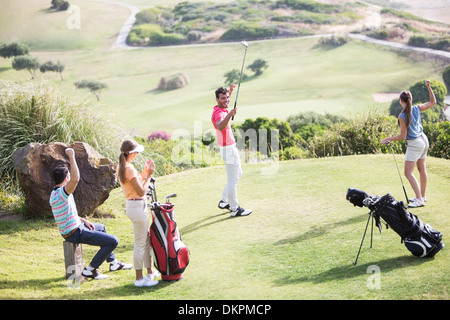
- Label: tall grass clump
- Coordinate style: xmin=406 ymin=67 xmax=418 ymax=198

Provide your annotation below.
xmin=308 ymin=107 xmax=401 ymax=157
xmin=0 ymin=81 xmax=122 ymax=190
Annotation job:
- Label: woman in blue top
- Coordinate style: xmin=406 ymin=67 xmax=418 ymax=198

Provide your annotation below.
xmin=381 ymin=80 xmax=436 ymax=208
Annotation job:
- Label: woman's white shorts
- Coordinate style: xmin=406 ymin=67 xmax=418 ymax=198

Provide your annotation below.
xmin=405 ymin=133 xmax=429 ymax=162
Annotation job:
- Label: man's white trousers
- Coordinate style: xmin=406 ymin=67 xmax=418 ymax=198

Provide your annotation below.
xmin=219 ymin=144 xmax=242 ymax=211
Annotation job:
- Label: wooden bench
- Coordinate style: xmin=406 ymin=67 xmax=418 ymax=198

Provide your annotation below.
xmin=63 ymin=241 xmax=84 ymax=281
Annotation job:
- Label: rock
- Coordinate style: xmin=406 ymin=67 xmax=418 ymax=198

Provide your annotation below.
xmin=12 ymin=142 xmax=117 ymax=217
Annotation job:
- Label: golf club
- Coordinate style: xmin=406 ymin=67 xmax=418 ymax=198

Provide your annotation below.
xmin=387 ymin=142 xmax=409 ymax=203
xmin=231 ymin=40 xmax=248 ymax=121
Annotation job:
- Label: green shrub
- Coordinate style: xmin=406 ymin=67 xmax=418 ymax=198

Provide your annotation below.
xmin=409 ymin=80 xmax=447 ymax=105
xmin=0 ymin=182 xmax=27 ymax=215
xmin=408 ymin=35 xmax=428 ymax=47
xmin=12 ymin=55 xmax=40 ymax=79
xmin=443 ymin=65 xmax=450 ymax=90
xmin=287 ymin=111 xmax=347 ymax=143
xmin=127 ymin=23 xmax=185 ymax=46
xmin=293 ymin=11 xmax=337 ymax=24
xmin=173 ymin=2 xmax=206 ymax=16
xmin=431 ymin=39 xmax=449 ymax=51
xmin=135 ymin=8 xmax=161 ymax=25
xmin=51 ymin=0 xmax=70 ymax=11
xmin=127 ymin=24 xmax=163 ymax=45
xmin=187 ymin=30 xmax=202 ymax=42
xmin=275 ymin=0 xmax=341 ymax=13
xmin=220 ymin=22 xmax=278 ymax=41
xmin=234 ymin=117 xmax=295 ymax=154
xmin=309 ymin=108 xmax=399 ymax=157
xmin=368 ymin=30 xmax=389 ymax=40
xmin=281 ymin=146 xmax=310 ymax=160
xmin=149 ymin=32 xmax=185 ymax=46
xmin=0 ymin=42 xmax=29 ymax=58
xmin=318 ymin=35 xmax=348 ymax=46
xmin=389 ymin=79 xmax=447 ymax=119
xmin=424 ymin=121 xmax=450 ymax=159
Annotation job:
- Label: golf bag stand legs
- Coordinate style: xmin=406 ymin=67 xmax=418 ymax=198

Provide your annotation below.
xmin=354 ymin=211 xmax=375 ymax=266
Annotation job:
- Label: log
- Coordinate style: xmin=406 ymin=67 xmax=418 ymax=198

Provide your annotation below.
xmin=63 ymin=241 xmax=83 ymax=281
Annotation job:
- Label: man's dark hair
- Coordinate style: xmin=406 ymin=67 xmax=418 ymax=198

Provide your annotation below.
xmin=215 ymin=86 xmax=229 ymax=99
xmin=52 ymin=165 xmax=69 ymax=185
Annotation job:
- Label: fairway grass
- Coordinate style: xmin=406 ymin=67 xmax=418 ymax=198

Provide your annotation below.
xmin=1 ymin=155 xmax=448 ymax=300
xmin=0 ymin=37 xmax=442 ymax=137
xmin=0 ymin=0 xmax=129 ymax=50
xmin=0 ymin=0 xmax=448 ymax=301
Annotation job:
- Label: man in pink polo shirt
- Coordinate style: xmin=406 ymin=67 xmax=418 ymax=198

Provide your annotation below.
xmin=211 ymin=85 xmax=252 ymax=217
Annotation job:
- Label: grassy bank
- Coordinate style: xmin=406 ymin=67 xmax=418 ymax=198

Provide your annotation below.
xmin=1 ymin=155 xmax=448 ymax=299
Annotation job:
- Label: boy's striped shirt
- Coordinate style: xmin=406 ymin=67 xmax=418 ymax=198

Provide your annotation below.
xmin=49 ymin=187 xmax=81 ymax=237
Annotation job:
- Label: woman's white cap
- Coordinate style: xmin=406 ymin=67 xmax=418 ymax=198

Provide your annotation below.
xmin=129 ymin=144 xmax=144 ymax=154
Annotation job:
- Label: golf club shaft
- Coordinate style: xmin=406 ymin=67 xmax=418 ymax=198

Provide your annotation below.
xmin=389 ymin=143 xmax=409 ymax=203
xmin=232 ymin=46 xmax=248 ymax=121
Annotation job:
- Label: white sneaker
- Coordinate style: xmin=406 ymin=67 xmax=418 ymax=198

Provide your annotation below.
xmin=230 ymin=207 xmax=252 ymax=217
xmin=147 ymin=270 xmax=160 ymax=280
xmin=82 ymin=267 xmax=108 ymax=280
xmin=109 ymin=260 xmax=132 ymax=271
xmin=218 ymin=200 xmax=230 ymax=210
xmin=134 ymin=277 xmax=159 ymax=287
xmin=409 ymin=196 xmax=426 ymax=203
xmin=408 ymin=198 xmax=425 ymax=208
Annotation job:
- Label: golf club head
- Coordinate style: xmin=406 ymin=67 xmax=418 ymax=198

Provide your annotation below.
xmin=346 ymin=188 xmax=369 ymax=207
xmin=166 ymin=193 xmax=177 ymax=203
xmin=241 ymin=40 xmax=248 ymax=48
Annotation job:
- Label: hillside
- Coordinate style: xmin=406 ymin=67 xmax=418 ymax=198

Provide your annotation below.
xmin=0 ymin=0 xmax=448 ymax=137
xmin=0 ymin=36 xmax=444 ymax=136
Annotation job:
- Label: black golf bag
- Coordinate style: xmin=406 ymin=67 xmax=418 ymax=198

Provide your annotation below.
xmin=346 ymin=188 xmax=444 ymax=258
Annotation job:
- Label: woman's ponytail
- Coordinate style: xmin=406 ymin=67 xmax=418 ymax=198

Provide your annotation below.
xmin=117 ymin=152 xmax=127 ymax=183
xmin=117 ymin=139 xmax=139 ymax=183
xmin=399 ymin=91 xmax=412 ymax=128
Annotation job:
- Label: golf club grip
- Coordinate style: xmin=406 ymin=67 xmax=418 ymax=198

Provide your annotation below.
xmin=232 ymin=100 xmax=237 ymax=120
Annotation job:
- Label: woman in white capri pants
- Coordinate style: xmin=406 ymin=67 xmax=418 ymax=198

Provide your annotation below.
xmin=117 ymin=139 xmax=160 ymax=287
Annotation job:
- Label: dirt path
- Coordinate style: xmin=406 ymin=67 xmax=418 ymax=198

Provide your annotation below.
xmin=91 ymin=0 xmax=140 ymax=49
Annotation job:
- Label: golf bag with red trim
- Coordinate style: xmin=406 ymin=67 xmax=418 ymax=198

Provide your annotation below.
xmin=346 ymin=188 xmax=444 ymax=258
xmin=150 ymin=204 xmax=189 ymax=281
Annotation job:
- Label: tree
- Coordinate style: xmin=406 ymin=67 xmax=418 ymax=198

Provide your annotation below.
xmin=247 ymin=58 xmax=268 ymax=76
xmin=0 ymin=42 xmax=29 ymax=58
xmin=223 ymin=69 xmax=249 ymax=85
xmin=389 ymin=79 xmax=447 ymax=120
xmin=51 ymin=0 xmax=70 ymax=11
xmin=224 ymin=69 xmax=240 ymax=84
xmin=12 ymin=55 xmax=40 ymax=79
xmin=74 ymin=80 xmax=108 ymax=101
xmin=442 ymin=65 xmax=450 ymax=91
xmin=409 ymin=79 xmax=447 ymax=105
xmin=236 ymin=117 xmax=295 ymax=153
xmin=40 ymin=61 xmax=65 ymax=80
